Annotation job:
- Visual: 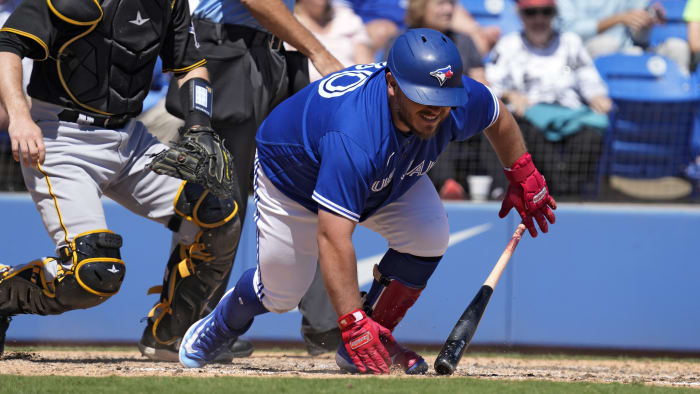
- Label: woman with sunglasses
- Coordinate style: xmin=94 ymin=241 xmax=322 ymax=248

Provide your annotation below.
xmin=483 ymin=0 xmax=611 ymax=198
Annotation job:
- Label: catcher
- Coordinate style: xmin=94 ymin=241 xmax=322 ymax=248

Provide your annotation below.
xmin=0 ymin=0 xmax=238 ymax=357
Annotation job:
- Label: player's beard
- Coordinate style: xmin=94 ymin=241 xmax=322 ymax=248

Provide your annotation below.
xmin=396 ymin=100 xmax=450 ymax=140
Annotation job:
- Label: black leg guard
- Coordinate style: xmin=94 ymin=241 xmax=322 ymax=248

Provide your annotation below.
xmin=145 ymin=181 xmax=241 ymax=346
xmin=0 ymin=230 xmax=125 ymax=316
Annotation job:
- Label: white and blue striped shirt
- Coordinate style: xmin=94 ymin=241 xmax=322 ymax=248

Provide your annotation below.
xmin=191 ymin=0 xmax=295 ymax=31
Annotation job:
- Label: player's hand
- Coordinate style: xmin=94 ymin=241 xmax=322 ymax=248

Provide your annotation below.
xmin=499 ymin=152 xmax=556 ymax=237
xmin=338 ymin=309 xmax=393 ymax=374
xmin=8 ymin=117 xmax=45 ymax=167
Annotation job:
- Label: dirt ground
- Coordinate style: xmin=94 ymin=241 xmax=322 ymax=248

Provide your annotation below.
xmin=1 ymin=348 xmax=699 ymax=389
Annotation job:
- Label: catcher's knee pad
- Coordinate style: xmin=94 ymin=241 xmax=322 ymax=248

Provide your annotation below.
xmin=0 ymin=230 xmax=125 ymax=315
xmin=146 ymin=181 xmax=241 ymax=345
xmin=363 ymin=249 xmax=442 ymax=331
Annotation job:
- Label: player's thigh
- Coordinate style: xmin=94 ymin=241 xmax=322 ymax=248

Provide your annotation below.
xmin=103 ymin=121 xmax=180 ymax=224
xmin=20 ymin=133 xmax=107 ymax=249
xmin=361 ymin=175 xmax=449 ymax=257
xmin=254 ymin=160 xmax=319 ymax=313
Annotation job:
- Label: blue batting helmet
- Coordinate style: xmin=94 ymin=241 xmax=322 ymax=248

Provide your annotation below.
xmin=387 ymin=28 xmax=467 ymax=107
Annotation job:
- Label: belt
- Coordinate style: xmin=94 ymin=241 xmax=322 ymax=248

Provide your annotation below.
xmin=193 ymin=19 xmax=283 ymax=51
xmin=57 ymin=109 xmax=130 ymax=129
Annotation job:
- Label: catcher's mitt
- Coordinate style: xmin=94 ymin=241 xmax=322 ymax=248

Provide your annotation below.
xmin=148 ymin=127 xmax=236 ymax=199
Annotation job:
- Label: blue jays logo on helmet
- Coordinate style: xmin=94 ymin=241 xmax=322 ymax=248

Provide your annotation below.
xmin=429 ymin=65 xmax=454 ymax=86
xmin=387 ymin=28 xmax=467 ymax=107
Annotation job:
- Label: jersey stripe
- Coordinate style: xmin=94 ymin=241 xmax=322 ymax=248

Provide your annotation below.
xmin=485 ymin=85 xmax=500 ymax=129
xmin=312 ymin=191 xmax=360 ymax=222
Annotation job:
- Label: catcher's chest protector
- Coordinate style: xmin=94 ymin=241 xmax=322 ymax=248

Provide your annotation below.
xmin=49 ymin=0 xmax=171 ymax=115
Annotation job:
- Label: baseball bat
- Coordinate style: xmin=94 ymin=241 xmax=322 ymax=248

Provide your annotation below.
xmin=434 ymin=223 xmax=527 ymax=376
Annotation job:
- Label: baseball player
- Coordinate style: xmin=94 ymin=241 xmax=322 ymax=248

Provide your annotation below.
xmin=147 ymin=0 xmax=346 ymax=361
xmin=187 ymin=28 xmax=557 ymax=374
xmin=0 ymin=0 xmax=239 ymax=358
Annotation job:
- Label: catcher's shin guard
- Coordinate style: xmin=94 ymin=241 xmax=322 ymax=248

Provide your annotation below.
xmin=145 ymin=181 xmax=241 ymax=346
xmin=0 ymin=230 xmax=125 ymax=316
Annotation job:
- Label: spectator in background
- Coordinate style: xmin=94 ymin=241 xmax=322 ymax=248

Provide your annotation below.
xmin=684 ymin=0 xmax=700 ymax=72
xmin=339 ymin=0 xmax=500 ymax=60
xmin=404 ymin=0 xmax=487 ymax=83
xmin=557 ymin=0 xmax=690 ymax=73
xmin=486 ymin=0 xmax=611 ymax=197
xmin=450 ymin=2 xmax=502 ymax=56
xmin=294 ymin=0 xmax=375 ymax=82
xmin=336 ymin=0 xmax=408 ymax=58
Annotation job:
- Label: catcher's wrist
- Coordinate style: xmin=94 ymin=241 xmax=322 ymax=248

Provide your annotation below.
xmin=180 ymin=77 xmax=213 ymax=130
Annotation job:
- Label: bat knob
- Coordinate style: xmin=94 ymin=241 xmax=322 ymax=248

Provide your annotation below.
xmin=434 ymin=357 xmax=456 ymax=375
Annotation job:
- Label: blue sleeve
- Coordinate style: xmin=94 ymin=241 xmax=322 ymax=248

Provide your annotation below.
xmin=312 ymin=132 xmax=374 ymax=222
xmin=451 ymin=76 xmax=500 ymax=142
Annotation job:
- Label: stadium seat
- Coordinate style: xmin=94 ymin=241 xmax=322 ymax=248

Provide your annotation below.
xmin=650 ymin=22 xmax=688 ymax=47
xmin=460 ymin=0 xmax=521 ymax=35
xmin=650 ymin=0 xmax=688 ymax=47
xmin=657 ymin=0 xmax=687 ymax=22
xmin=594 ymin=53 xmax=700 ymax=197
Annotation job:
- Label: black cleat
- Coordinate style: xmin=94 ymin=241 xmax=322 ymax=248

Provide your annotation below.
xmin=0 ymin=315 xmax=11 ymax=358
xmin=302 ymin=327 xmax=342 ymax=356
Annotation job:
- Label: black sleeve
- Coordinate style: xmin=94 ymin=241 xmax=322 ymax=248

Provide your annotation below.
xmin=161 ymin=0 xmax=206 ymax=74
xmin=0 ymin=0 xmax=53 ymax=60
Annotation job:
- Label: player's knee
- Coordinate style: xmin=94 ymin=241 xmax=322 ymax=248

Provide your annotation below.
xmin=55 ymin=230 xmax=126 ymax=310
xmin=261 ymin=296 xmax=301 ymax=314
xmin=174 ymin=181 xmax=239 ymax=227
xmin=399 ymin=212 xmax=449 ymax=257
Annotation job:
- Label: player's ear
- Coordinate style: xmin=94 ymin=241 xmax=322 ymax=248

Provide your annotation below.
xmin=386 ymin=72 xmax=398 ymax=97
xmin=387 ymin=73 xmax=397 ymax=86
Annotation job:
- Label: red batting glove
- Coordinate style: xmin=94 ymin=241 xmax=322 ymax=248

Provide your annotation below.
xmin=338 ymin=309 xmax=393 ymax=374
xmin=499 ymin=152 xmax=557 ymax=237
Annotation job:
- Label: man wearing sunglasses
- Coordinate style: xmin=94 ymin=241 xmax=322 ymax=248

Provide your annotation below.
xmin=485 ymin=0 xmax=611 ymax=198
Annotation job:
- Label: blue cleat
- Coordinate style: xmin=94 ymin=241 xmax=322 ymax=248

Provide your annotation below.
xmin=179 ymin=290 xmax=237 ymax=368
xmin=334 ymin=345 xmax=358 ymax=373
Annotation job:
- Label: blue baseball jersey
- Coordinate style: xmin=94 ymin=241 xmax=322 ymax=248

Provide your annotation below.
xmin=256 ymin=63 xmax=500 ymax=222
